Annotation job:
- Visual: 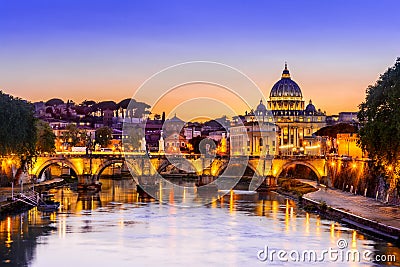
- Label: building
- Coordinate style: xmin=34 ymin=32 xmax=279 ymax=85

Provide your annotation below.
xmin=230 ymin=121 xmax=277 ymax=156
xmin=103 ymin=109 xmax=114 ymax=127
xmin=144 ymin=119 xmax=163 ymax=152
xmin=326 ymin=112 xmax=359 ymax=126
xmin=337 ymin=133 xmax=364 ymax=158
xmin=267 ymin=64 xmax=326 ymax=155
xmin=183 ymin=124 xmax=201 ymax=140
xmin=163 ymin=114 xmax=188 ymax=153
xmin=338 ymin=112 xmax=359 ymax=124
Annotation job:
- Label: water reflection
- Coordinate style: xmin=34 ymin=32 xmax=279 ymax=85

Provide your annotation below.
xmin=0 ymin=177 xmax=399 ymax=266
xmin=0 ymin=209 xmax=56 ymax=266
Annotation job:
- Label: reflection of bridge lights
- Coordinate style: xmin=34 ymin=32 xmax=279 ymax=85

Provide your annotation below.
xmin=229 ymin=190 xmax=235 ymax=214
xmin=352 ymin=230 xmax=357 ymax=248
xmin=6 ymin=217 xmax=11 ymax=247
xmin=330 ymin=223 xmax=335 ymax=238
xmin=305 ymin=213 xmax=310 ymax=234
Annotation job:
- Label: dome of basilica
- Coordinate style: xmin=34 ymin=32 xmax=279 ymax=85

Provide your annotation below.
xmin=305 ymin=99 xmax=317 ymax=114
xmin=256 ymin=99 xmax=267 ymax=112
xmin=269 ymin=63 xmax=302 ymax=98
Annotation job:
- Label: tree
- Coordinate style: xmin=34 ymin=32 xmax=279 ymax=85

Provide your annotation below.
xmin=45 ymin=98 xmax=64 ymax=106
xmin=189 ymin=136 xmax=206 ymax=154
xmin=314 ymin=123 xmax=358 ymax=138
xmin=123 ymin=126 xmax=143 ymax=151
xmin=95 ymin=126 xmax=113 ymax=147
xmin=36 ymin=120 xmax=56 ymax=153
xmin=63 ymin=124 xmax=81 ymax=147
xmin=132 ymin=101 xmax=151 ymax=118
xmin=0 ymin=91 xmax=37 ymax=181
xmin=358 ymin=58 xmax=400 ymax=165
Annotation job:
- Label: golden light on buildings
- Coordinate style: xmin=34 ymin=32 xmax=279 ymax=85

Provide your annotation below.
xmin=352 ymin=163 xmax=357 ymax=169
xmin=388 ymin=166 xmax=393 ymax=171
xmin=331 ymin=162 xmax=335 ymax=167
xmin=7 ymin=159 xmax=12 ymax=165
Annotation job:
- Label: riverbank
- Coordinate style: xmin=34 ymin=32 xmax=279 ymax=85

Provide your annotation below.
xmin=273 ymin=178 xmax=318 ymax=200
xmin=0 ymin=178 xmax=65 ymax=217
xmin=301 ymin=180 xmax=400 ymax=243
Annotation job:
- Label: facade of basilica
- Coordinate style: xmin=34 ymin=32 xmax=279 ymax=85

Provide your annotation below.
xmin=235 ymin=64 xmax=327 ymax=156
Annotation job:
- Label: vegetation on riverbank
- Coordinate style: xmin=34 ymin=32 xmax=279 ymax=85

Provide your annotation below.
xmin=276 ymin=178 xmax=318 ymax=198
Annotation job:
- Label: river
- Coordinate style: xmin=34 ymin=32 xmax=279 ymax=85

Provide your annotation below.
xmin=1 ymin=178 xmax=399 ymax=266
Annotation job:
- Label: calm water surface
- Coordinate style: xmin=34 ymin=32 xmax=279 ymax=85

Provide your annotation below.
xmin=1 ymin=178 xmax=399 ymax=266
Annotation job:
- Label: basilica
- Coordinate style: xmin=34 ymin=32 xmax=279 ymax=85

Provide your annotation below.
xmin=239 ymin=64 xmax=327 ymax=156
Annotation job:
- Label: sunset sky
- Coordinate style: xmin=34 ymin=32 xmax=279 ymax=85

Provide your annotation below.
xmin=1 ymin=0 xmax=399 ymax=120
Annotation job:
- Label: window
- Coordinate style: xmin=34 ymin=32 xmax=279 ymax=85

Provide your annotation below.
xmin=259 ymin=138 xmax=263 ymax=146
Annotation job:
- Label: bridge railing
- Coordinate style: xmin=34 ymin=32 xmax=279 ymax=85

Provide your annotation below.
xmin=38 ymin=152 xmax=367 ymax=162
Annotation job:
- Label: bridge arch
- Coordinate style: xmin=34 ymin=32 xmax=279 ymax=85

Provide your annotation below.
xmin=214 ymin=162 xmax=260 ymax=177
xmin=275 ymin=161 xmax=322 ymax=181
xmin=35 ymin=158 xmax=79 ymax=179
xmin=94 ymin=159 xmax=126 ymax=179
xmin=156 ymin=159 xmax=172 ymax=173
xmin=157 ymin=159 xmax=197 ymax=174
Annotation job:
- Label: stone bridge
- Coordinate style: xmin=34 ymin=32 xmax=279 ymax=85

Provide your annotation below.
xmin=271 ymin=156 xmax=327 ymax=180
xmin=30 ymin=152 xmax=328 ymax=187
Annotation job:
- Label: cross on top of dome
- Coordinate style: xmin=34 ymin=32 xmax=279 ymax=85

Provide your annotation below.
xmin=282 ymin=62 xmax=291 ymax=79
